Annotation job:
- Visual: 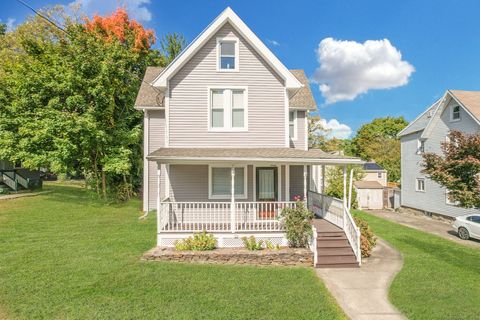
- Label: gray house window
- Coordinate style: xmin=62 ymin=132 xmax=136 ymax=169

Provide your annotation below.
xmin=416 ymin=178 xmax=425 ymax=192
xmin=217 ymin=37 xmax=238 ymax=71
xmin=209 ymin=88 xmax=247 ymax=131
xmin=209 ymin=166 xmax=247 ymax=199
xmin=451 ymin=105 xmax=460 ymax=121
xmin=417 ymin=139 xmax=425 ymax=154
xmin=289 ymin=111 xmax=297 ymax=140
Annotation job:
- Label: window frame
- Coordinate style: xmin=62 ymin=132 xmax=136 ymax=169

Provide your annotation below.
xmin=377 ymin=172 xmax=383 ymax=179
xmin=207 ymin=86 xmax=248 ymax=132
xmin=216 ymin=37 xmax=239 ymax=72
xmin=415 ymin=178 xmax=425 ymax=192
xmin=450 ymin=105 xmax=461 ymax=122
xmin=208 ymin=165 xmax=248 ymax=200
xmin=445 ymin=189 xmax=460 ymax=206
xmin=289 ymin=110 xmax=297 ymax=141
xmin=417 ymin=139 xmax=425 ymax=154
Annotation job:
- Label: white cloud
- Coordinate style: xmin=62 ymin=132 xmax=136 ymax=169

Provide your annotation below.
xmin=267 ymin=39 xmax=280 ymax=46
xmin=313 ymin=38 xmax=414 ymax=104
xmin=314 ymin=118 xmax=353 ymax=139
xmin=71 ymin=0 xmax=152 ymax=22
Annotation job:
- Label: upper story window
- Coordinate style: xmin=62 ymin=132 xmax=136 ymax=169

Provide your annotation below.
xmin=378 ymin=172 xmax=383 ymax=179
xmin=217 ymin=37 xmax=238 ymax=71
xmin=209 ymin=88 xmax=247 ymax=131
xmin=416 ymin=178 xmax=425 ymax=192
xmin=417 ymin=139 xmax=425 ymax=154
xmin=450 ymin=105 xmax=461 ymax=122
xmin=289 ymin=111 xmax=297 ymax=140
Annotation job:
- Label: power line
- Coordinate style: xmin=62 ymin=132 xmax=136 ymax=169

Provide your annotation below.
xmin=16 ymin=0 xmax=68 ymax=34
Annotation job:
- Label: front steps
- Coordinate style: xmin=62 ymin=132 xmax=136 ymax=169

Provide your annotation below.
xmin=312 ymin=219 xmax=359 ymax=268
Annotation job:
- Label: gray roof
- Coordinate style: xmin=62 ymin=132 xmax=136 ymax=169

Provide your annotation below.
xmin=134 ymin=67 xmax=165 ymax=108
xmin=363 ymin=162 xmax=385 ymax=171
xmin=147 ymin=147 xmax=362 ymax=164
xmin=288 ymin=70 xmax=317 ymax=110
xmin=134 ymin=67 xmax=316 ymax=110
xmin=354 ymin=181 xmax=384 ymax=189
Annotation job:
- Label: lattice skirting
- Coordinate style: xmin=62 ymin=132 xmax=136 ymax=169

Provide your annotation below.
xmin=158 ymin=233 xmax=288 ymax=248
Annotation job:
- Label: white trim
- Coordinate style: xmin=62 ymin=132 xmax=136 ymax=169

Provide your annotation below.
xmin=253 ymin=165 xmax=256 ymax=201
xmin=289 ymin=110 xmax=297 ymax=141
xmin=216 ymin=36 xmax=239 ymax=72
xmin=449 ymin=104 xmax=461 ymax=122
xmin=304 ymin=111 xmax=308 ymax=150
xmin=165 ymin=164 xmax=171 ymax=199
xmin=285 ymin=164 xmax=290 ymax=201
xmin=277 ymin=164 xmax=282 ymax=201
xmin=207 ymin=86 xmax=248 ymax=132
xmin=151 ymin=7 xmax=302 ymax=88
xmin=416 ymin=139 xmax=425 ymax=155
xmin=397 ymin=97 xmax=442 ymax=137
xmin=165 ymin=80 xmax=170 ymax=147
xmin=208 ymin=165 xmax=248 ymax=199
xmin=415 ymin=178 xmax=425 ymax=192
xmin=143 ymin=110 xmax=149 ymax=212
xmin=284 ymin=89 xmax=289 ymax=147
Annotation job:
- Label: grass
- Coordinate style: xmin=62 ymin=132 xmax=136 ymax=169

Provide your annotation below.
xmin=355 ymin=210 xmax=480 ymax=320
xmin=0 ymin=184 xmax=345 ymax=320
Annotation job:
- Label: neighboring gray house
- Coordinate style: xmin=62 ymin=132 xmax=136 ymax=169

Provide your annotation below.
xmin=134 ymin=8 xmax=363 ymax=267
xmin=398 ymin=90 xmax=480 ymax=219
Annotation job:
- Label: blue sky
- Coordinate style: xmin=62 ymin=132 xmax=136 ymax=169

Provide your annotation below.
xmin=2 ymin=0 xmax=480 ymax=138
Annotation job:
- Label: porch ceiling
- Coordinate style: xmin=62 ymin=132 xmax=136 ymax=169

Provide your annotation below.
xmin=147 ymin=147 xmax=363 ymax=165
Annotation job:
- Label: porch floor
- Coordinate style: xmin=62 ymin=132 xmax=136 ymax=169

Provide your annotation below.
xmin=311 ymin=218 xmax=343 ymax=232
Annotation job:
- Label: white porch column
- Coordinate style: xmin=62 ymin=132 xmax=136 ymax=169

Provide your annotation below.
xmin=343 ymin=165 xmax=347 ymax=208
xmin=230 ymin=167 xmax=236 ymax=234
xmin=321 ymin=165 xmax=326 ymax=215
xmin=156 ymin=163 xmax=161 ymax=240
xmin=303 ymin=165 xmax=308 ymax=201
xmin=348 ymin=168 xmax=354 ymax=210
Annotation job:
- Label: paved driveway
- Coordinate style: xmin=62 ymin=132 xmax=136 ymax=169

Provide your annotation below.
xmin=365 ymin=210 xmax=480 ymax=248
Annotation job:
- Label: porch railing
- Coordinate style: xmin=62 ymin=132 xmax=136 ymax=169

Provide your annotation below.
xmin=307 ymin=190 xmax=361 ymax=265
xmin=158 ymin=201 xmax=297 ymax=233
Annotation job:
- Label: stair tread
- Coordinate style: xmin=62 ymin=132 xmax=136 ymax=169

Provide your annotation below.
xmin=317 ymin=247 xmax=355 ymax=256
xmin=317 ymin=255 xmax=358 ymax=263
xmin=315 ymin=263 xmax=359 ymax=268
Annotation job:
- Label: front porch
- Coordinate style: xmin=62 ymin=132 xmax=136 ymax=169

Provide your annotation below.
xmin=147 ymin=147 xmax=363 ymax=265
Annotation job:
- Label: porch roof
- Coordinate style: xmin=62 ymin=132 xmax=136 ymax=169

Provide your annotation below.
xmin=147 ymin=147 xmax=363 ymax=164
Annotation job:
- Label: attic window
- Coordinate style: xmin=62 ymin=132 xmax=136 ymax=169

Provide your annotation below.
xmin=217 ymin=37 xmax=238 ymax=71
xmin=451 ymin=105 xmax=460 ymax=121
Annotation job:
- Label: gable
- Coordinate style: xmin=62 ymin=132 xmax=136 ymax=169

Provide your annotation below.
xmin=151 ymin=7 xmax=302 ymax=89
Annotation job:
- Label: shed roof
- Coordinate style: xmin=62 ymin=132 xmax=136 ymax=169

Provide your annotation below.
xmin=354 ymin=181 xmax=384 ymax=189
xmin=363 ymin=162 xmax=385 ymax=171
xmin=147 ymin=147 xmax=362 ymax=164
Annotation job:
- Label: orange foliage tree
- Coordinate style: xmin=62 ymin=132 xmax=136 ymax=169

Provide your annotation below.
xmin=84 ymin=8 xmax=155 ymax=52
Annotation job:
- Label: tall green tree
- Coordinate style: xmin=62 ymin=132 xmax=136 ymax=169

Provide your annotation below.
xmin=161 ymin=32 xmax=186 ymax=65
xmin=352 ymin=117 xmax=408 ymax=182
xmin=0 ymin=23 xmax=6 ymax=35
xmin=423 ymin=130 xmax=480 ymax=208
xmin=0 ymin=7 xmax=185 ymax=200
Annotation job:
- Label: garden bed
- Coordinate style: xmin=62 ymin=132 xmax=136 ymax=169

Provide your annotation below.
xmin=142 ymin=247 xmax=313 ymax=267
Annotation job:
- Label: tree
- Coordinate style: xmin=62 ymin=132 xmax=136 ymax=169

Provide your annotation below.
xmin=0 ymin=23 xmax=6 ymax=36
xmin=0 ymin=7 xmax=184 ymax=200
xmin=352 ymin=117 xmax=408 ymax=182
xmin=422 ymin=130 xmax=480 ymax=208
xmin=161 ymin=32 xmax=186 ymax=65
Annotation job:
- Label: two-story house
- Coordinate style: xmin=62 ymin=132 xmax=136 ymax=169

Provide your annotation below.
xmin=134 ymin=8 xmax=362 ymax=266
xmin=398 ymin=90 xmax=480 ymax=219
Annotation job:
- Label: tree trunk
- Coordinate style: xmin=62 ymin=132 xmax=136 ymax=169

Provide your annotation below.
xmin=101 ymin=169 xmax=107 ymax=199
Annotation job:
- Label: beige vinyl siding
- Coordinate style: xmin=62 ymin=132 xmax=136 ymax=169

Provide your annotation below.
xmin=290 ymin=111 xmax=307 ymax=150
xmin=289 ymin=165 xmax=309 ymax=200
xmin=168 ymin=22 xmax=286 ymax=147
xmin=169 ymin=165 xmax=254 ymax=202
xmin=147 ymin=110 xmax=166 ymax=210
xmin=401 ymin=99 xmax=480 ymax=217
xmin=363 ymin=171 xmax=387 ymax=187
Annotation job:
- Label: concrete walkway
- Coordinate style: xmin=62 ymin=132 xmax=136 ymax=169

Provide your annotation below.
xmin=366 ymin=210 xmax=480 ymax=248
xmin=316 ymin=240 xmax=406 ymax=320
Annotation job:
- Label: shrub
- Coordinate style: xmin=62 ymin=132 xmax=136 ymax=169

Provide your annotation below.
xmin=354 ymin=216 xmax=377 ymax=257
xmin=280 ymin=201 xmax=314 ymax=248
xmin=241 ymin=236 xmax=263 ymax=250
xmin=174 ymin=231 xmax=216 ymax=251
xmin=265 ymin=240 xmax=280 ymax=250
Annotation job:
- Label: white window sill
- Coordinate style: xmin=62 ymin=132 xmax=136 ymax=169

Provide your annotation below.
xmin=208 ymin=128 xmax=248 ymax=132
xmin=216 ymin=69 xmax=239 ymax=72
xmin=415 ymin=190 xmax=426 ymax=193
xmin=450 ymin=118 xmax=461 ymax=123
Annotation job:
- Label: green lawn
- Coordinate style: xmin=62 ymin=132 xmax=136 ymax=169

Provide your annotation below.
xmin=355 ymin=210 xmax=480 ymax=320
xmin=0 ymin=184 xmax=345 ymax=320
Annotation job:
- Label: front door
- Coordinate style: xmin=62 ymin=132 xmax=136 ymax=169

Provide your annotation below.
xmin=256 ymin=167 xmax=278 ymax=201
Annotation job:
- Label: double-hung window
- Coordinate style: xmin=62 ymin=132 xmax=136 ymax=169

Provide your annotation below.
xmin=217 ymin=37 xmax=238 ymax=71
xmin=417 ymin=139 xmax=425 ymax=154
xmin=209 ymin=166 xmax=247 ymax=199
xmin=416 ymin=178 xmax=425 ymax=192
xmin=289 ymin=111 xmax=297 ymax=140
xmin=209 ymin=88 xmax=246 ymax=131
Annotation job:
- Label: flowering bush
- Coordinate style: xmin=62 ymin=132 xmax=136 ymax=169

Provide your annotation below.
xmin=353 ymin=216 xmax=377 ymax=257
xmin=280 ymin=200 xmax=313 ymax=248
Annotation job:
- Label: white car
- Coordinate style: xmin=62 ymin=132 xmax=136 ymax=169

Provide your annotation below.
xmin=452 ymin=215 xmax=480 ymax=240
